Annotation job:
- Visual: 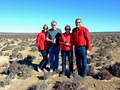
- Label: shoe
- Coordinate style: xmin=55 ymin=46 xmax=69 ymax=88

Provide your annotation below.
xmin=49 ymin=70 xmax=53 ymax=73
xmin=43 ymin=68 xmax=48 ymax=73
xmin=37 ymin=66 xmax=42 ymax=72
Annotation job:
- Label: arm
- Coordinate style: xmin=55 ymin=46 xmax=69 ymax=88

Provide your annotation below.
xmin=84 ymin=28 xmax=91 ymax=53
xmin=36 ymin=33 xmax=40 ymax=48
xmin=46 ymin=31 xmax=55 ymax=43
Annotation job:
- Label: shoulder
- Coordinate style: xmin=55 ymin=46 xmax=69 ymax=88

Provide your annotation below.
xmin=57 ymin=28 xmax=62 ymax=32
xmin=72 ymin=27 xmax=77 ymax=32
xmin=81 ymin=26 xmax=89 ymax=31
xmin=61 ymin=33 xmax=65 ymax=36
xmin=37 ymin=31 xmax=42 ymax=36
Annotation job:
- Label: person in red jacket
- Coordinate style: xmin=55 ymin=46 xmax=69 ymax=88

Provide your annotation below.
xmin=36 ymin=24 xmax=49 ymax=72
xmin=59 ymin=25 xmax=73 ymax=77
xmin=72 ymin=18 xmax=91 ymax=77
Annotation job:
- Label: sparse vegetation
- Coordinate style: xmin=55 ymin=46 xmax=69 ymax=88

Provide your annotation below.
xmin=107 ymin=62 xmax=120 ymax=77
xmin=3 ymin=61 xmax=33 ymax=80
xmin=27 ymin=82 xmax=48 ymax=90
xmin=94 ymin=69 xmax=113 ymax=80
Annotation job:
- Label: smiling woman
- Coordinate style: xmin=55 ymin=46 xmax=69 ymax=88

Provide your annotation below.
xmin=0 ymin=0 xmax=120 ymax=32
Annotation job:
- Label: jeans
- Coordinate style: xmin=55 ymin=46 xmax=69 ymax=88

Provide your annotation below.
xmin=38 ymin=50 xmax=48 ymax=70
xmin=61 ymin=50 xmax=73 ymax=75
xmin=75 ymin=46 xmax=87 ymax=77
xmin=49 ymin=46 xmax=60 ymax=71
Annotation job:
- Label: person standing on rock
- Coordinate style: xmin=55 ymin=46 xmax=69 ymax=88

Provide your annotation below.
xmin=59 ymin=25 xmax=73 ymax=77
xmin=36 ymin=24 xmax=49 ymax=72
xmin=72 ymin=18 xmax=91 ymax=77
xmin=46 ymin=21 xmax=62 ymax=73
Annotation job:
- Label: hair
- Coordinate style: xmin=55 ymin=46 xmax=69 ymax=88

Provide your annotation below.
xmin=75 ymin=18 xmax=82 ymax=22
xmin=43 ymin=24 xmax=48 ymax=30
xmin=51 ymin=20 xmax=57 ymax=25
xmin=65 ymin=25 xmax=71 ymax=31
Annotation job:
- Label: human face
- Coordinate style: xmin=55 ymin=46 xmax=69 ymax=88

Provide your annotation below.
xmin=75 ymin=19 xmax=81 ymax=28
xmin=65 ymin=27 xmax=70 ymax=34
xmin=43 ymin=26 xmax=48 ymax=32
xmin=51 ymin=22 xmax=57 ymax=30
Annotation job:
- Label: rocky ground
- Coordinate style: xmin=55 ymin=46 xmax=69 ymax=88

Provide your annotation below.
xmin=0 ymin=32 xmax=120 ymax=90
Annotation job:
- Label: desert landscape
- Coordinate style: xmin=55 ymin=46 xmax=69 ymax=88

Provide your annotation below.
xmin=0 ymin=32 xmax=120 ymax=90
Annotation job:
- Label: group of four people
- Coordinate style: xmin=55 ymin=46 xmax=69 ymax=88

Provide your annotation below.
xmin=36 ymin=18 xmax=91 ymax=78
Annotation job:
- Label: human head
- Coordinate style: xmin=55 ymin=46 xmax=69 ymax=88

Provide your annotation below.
xmin=43 ymin=24 xmax=48 ymax=32
xmin=51 ymin=20 xmax=57 ymax=30
xmin=75 ymin=18 xmax=82 ymax=28
xmin=65 ymin=25 xmax=71 ymax=34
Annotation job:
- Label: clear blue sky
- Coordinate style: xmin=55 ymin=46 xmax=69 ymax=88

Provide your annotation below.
xmin=0 ymin=0 xmax=120 ymax=33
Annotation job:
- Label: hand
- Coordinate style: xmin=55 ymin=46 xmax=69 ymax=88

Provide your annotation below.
xmin=52 ymin=39 xmax=56 ymax=44
xmin=65 ymin=42 xmax=70 ymax=46
xmin=87 ymin=50 xmax=90 ymax=55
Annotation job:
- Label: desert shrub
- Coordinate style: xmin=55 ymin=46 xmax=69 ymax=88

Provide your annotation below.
xmin=30 ymin=46 xmax=38 ymax=52
xmin=27 ymin=82 xmax=48 ymax=90
xmin=9 ymin=52 xmax=23 ymax=59
xmin=2 ymin=45 xmax=15 ymax=51
xmin=3 ymin=61 xmax=32 ymax=79
xmin=71 ymin=72 xmax=84 ymax=82
xmin=53 ymin=81 xmax=86 ymax=90
xmin=18 ymin=42 xmax=29 ymax=46
xmin=0 ymin=78 xmax=10 ymax=87
xmin=107 ymin=62 xmax=120 ymax=77
xmin=94 ymin=69 xmax=112 ymax=80
xmin=88 ymin=65 xmax=95 ymax=76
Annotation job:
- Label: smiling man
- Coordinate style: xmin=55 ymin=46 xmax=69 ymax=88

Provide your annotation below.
xmin=72 ymin=18 xmax=91 ymax=77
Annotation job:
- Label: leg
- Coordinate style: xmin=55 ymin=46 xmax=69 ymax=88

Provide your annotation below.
xmin=42 ymin=50 xmax=49 ymax=69
xmin=54 ymin=47 xmax=60 ymax=71
xmin=68 ymin=51 xmax=73 ymax=75
xmin=75 ymin=47 xmax=82 ymax=76
xmin=38 ymin=50 xmax=48 ymax=70
xmin=61 ymin=51 xmax=66 ymax=75
xmin=49 ymin=47 xmax=54 ymax=70
xmin=80 ymin=47 xmax=87 ymax=77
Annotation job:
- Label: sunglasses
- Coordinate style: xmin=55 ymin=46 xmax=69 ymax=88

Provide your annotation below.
xmin=76 ymin=22 xmax=81 ymax=23
xmin=52 ymin=24 xmax=56 ymax=26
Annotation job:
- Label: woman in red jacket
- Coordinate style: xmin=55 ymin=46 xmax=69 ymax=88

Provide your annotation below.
xmin=36 ymin=24 xmax=49 ymax=72
xmin=59 ymin=25 xmax=73 ymax=77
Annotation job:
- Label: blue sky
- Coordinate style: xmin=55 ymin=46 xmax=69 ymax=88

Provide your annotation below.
xmin=0 ymin=0 xmax=120 ymax=33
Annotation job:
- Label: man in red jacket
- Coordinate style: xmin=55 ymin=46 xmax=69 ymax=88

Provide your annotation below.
xmin=72 ymin=18 xmax=91 ymax=77
xmin=36 ymin=24 xmax=49 ymax=72
xmin=59 ymin=25 xmax=73 ymax=77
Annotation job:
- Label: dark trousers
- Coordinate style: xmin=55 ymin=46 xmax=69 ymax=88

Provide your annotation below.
xmin=49 ymin=46 xmax=60 ymax=71
xmin=61 ymin=50 xmax=73 ymax=75
xmin=38 ymin=50 xmax=48 ymax=70
xmin=75 ymin=46 xmax=87 ymax=77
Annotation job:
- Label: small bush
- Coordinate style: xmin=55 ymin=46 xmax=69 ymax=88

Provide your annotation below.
xmin=53 ymin=81 xmax=84 ymax=90
xmin=3 ymin=61 xmax=32 ymax=79
xmin=88 ymin=65 xmax=95 ymax=76
xmin=108 ymin=62 xmax=120 ymax=77
xmin=95 ymin=69 xmax=112 ymax=80
xmin=28 ymin=82 xmax=48 ymax=90
xmin=0 ymin=79 xmax=10 ymax=87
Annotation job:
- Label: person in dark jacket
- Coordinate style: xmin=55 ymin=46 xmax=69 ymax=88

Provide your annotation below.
xmin=36 ymin=24 xmax=49 ymax=72
xmin=59 ymin=25 xmax=73 ymax=77
xmin=72 ymin=18 xmax=91 ymax=77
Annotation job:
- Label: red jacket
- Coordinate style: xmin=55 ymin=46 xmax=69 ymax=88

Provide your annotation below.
xmin=59 ymin=33 xmax=73 ymax=51
xmin=36 ymin=31 xmax=48 ymax=50
xmin=72 ymin=26 xmax=91 ymax=50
